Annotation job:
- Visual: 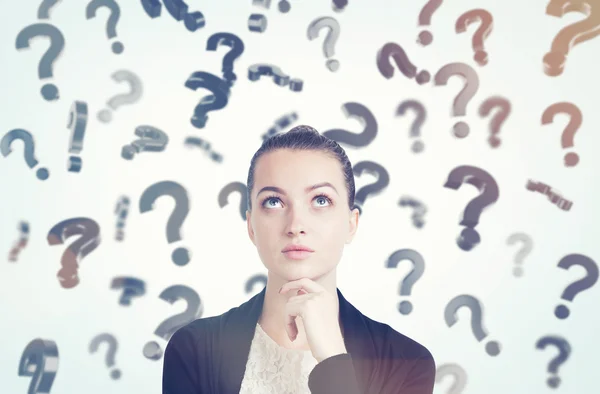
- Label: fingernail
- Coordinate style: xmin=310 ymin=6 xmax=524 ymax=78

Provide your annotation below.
xmin=278 ymin=286 xmax=282 ymax=293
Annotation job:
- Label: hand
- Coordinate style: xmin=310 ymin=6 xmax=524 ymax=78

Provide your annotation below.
xmin=279 ymin=278 xmax=347 ymax=363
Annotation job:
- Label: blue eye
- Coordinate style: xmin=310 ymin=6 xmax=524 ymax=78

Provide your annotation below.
xmin=260 ymin=193 xmax=334 ymax=208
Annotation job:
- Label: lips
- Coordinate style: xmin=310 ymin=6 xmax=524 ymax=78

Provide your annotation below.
xmin=282 ymin=244 xmax=314 ymax=252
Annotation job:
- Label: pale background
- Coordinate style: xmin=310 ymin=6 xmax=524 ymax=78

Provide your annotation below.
xmin=1 ymin=0 xmax=599 ymax=393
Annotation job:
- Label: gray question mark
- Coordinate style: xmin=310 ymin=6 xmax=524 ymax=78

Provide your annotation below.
xmin=114 ymin=195 xmax=130 ymax=241
xmin=1 ymin=129 xmax=49 ymax=180
xmin=18 ymin=338 xmax=59 ymax=394
xmin=184 ymin=136 xmax=224 ymax=163
xmin=261 ymin=111 xmax=299 ymax=141
xmin=434 ymin=62 xmax=480 ymax=139
xmin=435 ymin=363 xmax=468 ymax=394
xmin=8 ymin=221 xmax=30 ymax=262
xmin=385 ymin=249 xmax=425 ymax=315
xmin=506 ymin=232 xmax=533 ymax=277
xmin=554 ymin=253 xmax=598 ymax=319
xmin=38 ymin=0 xmax=62 ymax=19
xmin=122 ymin=125 xmax=169 ymax=160
xmin=89 ymin=333 xmax=121 ymax=379
xmin=15 ymin=22 xmax=65 ymax=101
xmin=111 ymin=276 xmax=145 ymax=306
xmin=396 ymin=100 xmax=427 ymax=153
xmin=352 ymin=160 xmax=390 ymax=215
xmin=307 ymin=16 xmax=341 ymax=71
xmin=323 ymin=102 xmax=378 ymax=147
xmin=376 ymin=42 xmax=430 ymax=84
xmin=218 ymin=181 xmax=248 ymax=221
xmin=245 ymin=273 xmax=268 ymax=293
xmin=139 ymin=180 xmax=191 ymax=266
xmin=479 ymin=96 xmax=511 ymax=148
xmin=86 ymin=0 xmax=124 ymax=54
xmin=248 ymin=64 xmax=304 ymax=92
xmin=445 ymin=294 xmax=501 ymax=356
xmin=98 ymin=70 xmax=143 ymax=123
xmin=248 ymin=0 xmax=270 ymax=33
xmin=535 ymin=335 xmax=571 ymax=389
xmin=398 ymin=196 xmax=427 ymax=228
xmin=66 ymin=100 xmax=88 ymax=172
xmin=144 ymin=285 xmax=203 ymax=360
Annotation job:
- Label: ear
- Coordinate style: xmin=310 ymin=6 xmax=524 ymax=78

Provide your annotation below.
xmin=345 ymin=208 xmax=359 ymax=244
xmin=246 ymin=210 xmax=256 ymax=246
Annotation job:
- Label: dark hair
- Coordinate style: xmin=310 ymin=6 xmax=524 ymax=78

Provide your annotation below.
xmin=246 ymin=125 xmax=355 ymax=212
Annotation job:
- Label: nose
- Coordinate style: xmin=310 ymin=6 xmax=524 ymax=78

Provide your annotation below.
xmin=286 ymin=207 xmax=307 ymax=236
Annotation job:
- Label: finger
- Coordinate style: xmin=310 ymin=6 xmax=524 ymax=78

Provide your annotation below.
xmin=280 ymin=277 xmax=323 ymax=294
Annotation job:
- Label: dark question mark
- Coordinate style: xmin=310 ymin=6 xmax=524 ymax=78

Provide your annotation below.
xmin=141 ymin=0 xmax=205 ymax=32
xmin=218 ymin=181 xmax=248 ymax=221
xmin=247 ymin=63 xmax=304 ymax=92
xmin=376 ymin=42 xmax=430 ymax=84
xmin=85 ymin=0 xmax=124 ymax=54
xmin=184 ymin=71 xmax=231 ymax=129
xmin=38 ymin=0 xmax=61 ymax=19
xmin=443 ymin=165 xmax=499 ymax=251
xmin=206 ymin=32 xmax=245 ymax=83
xmin=385 ymin=249 xmax=425 ymax=315
xmin=554 ymin=253 xmax=598 ymax=319
xmin=89 ymin=333 xmax=121 ymax=379
xmin=352 ymin=160 xmax=390 ymax=215
xmin=245 ymin=273 xmax=268 ymax=293
xmin=18 ymin=338 xmax=59 ymax=394
xmin=1 ymin=128 xmax=49 ymax=180
xmin=396 ymin=100 xmax=426 ymax=153
xmin=535 ymin=335 xmax=571 ymax=388
xmin=323 ymin=102 xmax=378 ymax=147
xmin=111 ymin=276 xmax=146 ymax=306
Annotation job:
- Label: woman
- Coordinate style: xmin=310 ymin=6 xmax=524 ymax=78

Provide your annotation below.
xmin=163 ymin=125 xmax=436 ymax=393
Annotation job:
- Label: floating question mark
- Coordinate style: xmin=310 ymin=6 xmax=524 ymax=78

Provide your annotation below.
xmin=398 ymin=196 xmax=427 ymax=228
xmin=307 ymin=16 xmax=341 ymax=72
xmin=144 ymin=285 xmax=203 ymax=360
xmin=247 ymin=64 xmax=304 ymax=91
xmin=434 ymin=62 xmax=480 ymax=138
xmin=8 ymin=221 xmax=30 ymax=262
xmin=478 ymin=96 xmax=511 ymax=148
xmin=554 ymin=253 xmax=598 ymax=319
xmin=385 ymin=249 xmax=425 ymax=315
xmin=541 ymin=102 xmax=582 ymax=167
xmin=332 ymin=0 xmax=348 ymax=12
xmin=277 ymin=0 xmax=292 ymax=13
xmin=506 ymin=232 xmax=533 ymax=277
xmin=47 ymin=217 xmax=101 ymax=289
xmin=417 ymin=0 xmax=443 ymax=46
xmin=535 ymin=335 xmax=571 ymax=388
xmin=247 ymin=0 xmax=270 ymax=33
xmin=455 ymin=9 xmax=493 ymax=66
xmin=141 ymin=0 xmax=205 ymax=31
xmin=38 ymin=0 xmax=61 ymax=19
xmin=206 ymin=33 xmax=245 ymax=83
xmin=18 ymin=338 xmax=59 ymax=394
xmin=443 ymin=165 xmax=499 ymax=251
xmin=445 ymin=294 xmax=501 ymax=356
xmin=66 ymin=100 xmax=88 ymax=172
xmin=184 ymin=136 xmax=224 ymax=163
xmin=139 ymin=180 xmax=191 ymax=266
xmin=86 ymin=0 xmax=124 ymax=54
xmin=15 ymin=22 xmax=65 ymax=101
xmin=111 ymin=276 xmax=146 ymax=306
xmin=219 ymin=181 xmax=248 ymax=221
xmin=435 ymin=363 xmax=468 ymax=394
xmin=323 ymin=102 xmax=378 ymax=147
xmin=396 ymin=100 xmax=426 ymax=153
xmin=121 ymin=125 xmax=169 ymax=160
xmin=98 ymin=70 xmax=143 ymax=123
xmin=352 ymin=160 xmax=390 ymax=215
xmin=376 ymin=42 xmax=430 ymax=84
xmin=1 ymin=129 xmax=49 ymax=180
xmin=114 ymin=196 xmax=130 ymax=241
xmin=261 ymin=111 xmax=299 ymax=140
xmin=245 ymin=273 xmax=268 ymax=293
xmin=89 ymin=333 xmax=121 ymax=379
xmin=543 ymin=0 xmax=600 ymax=76
xmin=184 ymin=71 xmax=231 ymax=129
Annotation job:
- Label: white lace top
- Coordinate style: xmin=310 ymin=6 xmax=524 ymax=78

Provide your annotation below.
xmin=239 ymin=323 xmax=319 ymax=394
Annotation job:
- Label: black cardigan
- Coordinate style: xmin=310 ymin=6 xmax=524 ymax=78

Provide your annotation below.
xmin=163 ymin=286 xmax=436 ymax=393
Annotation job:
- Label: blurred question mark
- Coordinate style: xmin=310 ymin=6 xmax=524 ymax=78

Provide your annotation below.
xmin=543 ymin=0 xmax=600 ymax=76
xmin=141 ymin=0 xmax=205 ymax=32
xmin=98 ymin=70 xmax=144 ymax=123
xmin=114 ymin=195 xmax=130 ymax=241
xmin=111 ymin=276 xmax=146 ymax=305
xmin=218 ymin=181 xmax=248 ymax=221
xmin=89 ymin=333 xmax=121 ymax=380
xmin=66 ymin=100 xmax=88 ymax=172
xmin=261 ymin=111 xmax=299 ymax=141
xmin=1 ymin=128 xmax=50 ymax=180
xmin=8 ymin=221 xmax=30 ymax=262
xmin=396 ymin=100 xmax=426 ymax=153
xmin=47 ymin=217 xmax=101 ymax=289
xmin=18 ymin=338 xmax=59 ymax=394
xmin=245 ymin=273 xmax=268 ymax=293
xmin=307 ymin=16 xmax=341 ymax=72
xmin=352 ymin=160 xmax=390 ymax=215
xmin=247 ymin=0 xmax=270 ymax=33
xmin=38 ymin=0 xmax=61 ymax=19
xmin=435 ymin=363 xmax=468 ymax=394
xmin=455 ymin=9 xmax=493 ymax=66
xmin=478 ymin=96 xmax=511 ymax=148
xmin=535 ymin=335 xmax=571 ymax=388
xmin=207 ymin=32 xmax=245 ymax=83
xmin=385 ymin=249 xmax=425 ymax=315
xmin=185 ymin=71 xmax=231 ymax=129
xmin=332 ymin=0 xmax=348 ymax=12
xmin=554 ymin=253 xmax=598 ymax=319
xmin=86 ymin=0 xmax=124 ymax=54
xmin=248 ymin=64 xmax=304 ymax=92
xmin=434 ymin=62 xmax=480 ymax=139
xmin=139 ymin=180 xmax=191 ymax=266
xmin=184 ymin=136 xmax=224 ymax=163
xmin=144 ymin=285 xmax=203 ymax=360
xmin=541 ymin=102 xmax=582 ymax=167
xmin=445 ymin=294 xmax=501 ymax=356
xmin=15 ymin=22 xmax=65 ymax=101
xmin=506 ymin=232 xmax=533 ymax=277
xmin=398 ymin=196 xmax=427 ymax=228
xmin=323 ymin=102 xmax=378 ymax=147
xmin=121 ymin=125 xmax=169 ymax=160
xmin=417 ymin=0 xmax=443 ymax=46
xmin=443 ymin=165 xmax=499 ymax=251
xmin=376 ymin=42 xmax=430 ymax=84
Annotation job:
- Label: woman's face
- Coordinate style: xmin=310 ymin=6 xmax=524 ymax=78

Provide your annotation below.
xmin=246 ymin=149 xmax=359 ymax=281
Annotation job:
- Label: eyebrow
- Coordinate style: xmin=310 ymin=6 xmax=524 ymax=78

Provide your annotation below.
xmin=256 ymin=182 xmax=339 ymax=198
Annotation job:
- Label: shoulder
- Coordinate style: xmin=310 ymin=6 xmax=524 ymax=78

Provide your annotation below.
xmin=164 ymin=315 xmax=220 ymax=357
